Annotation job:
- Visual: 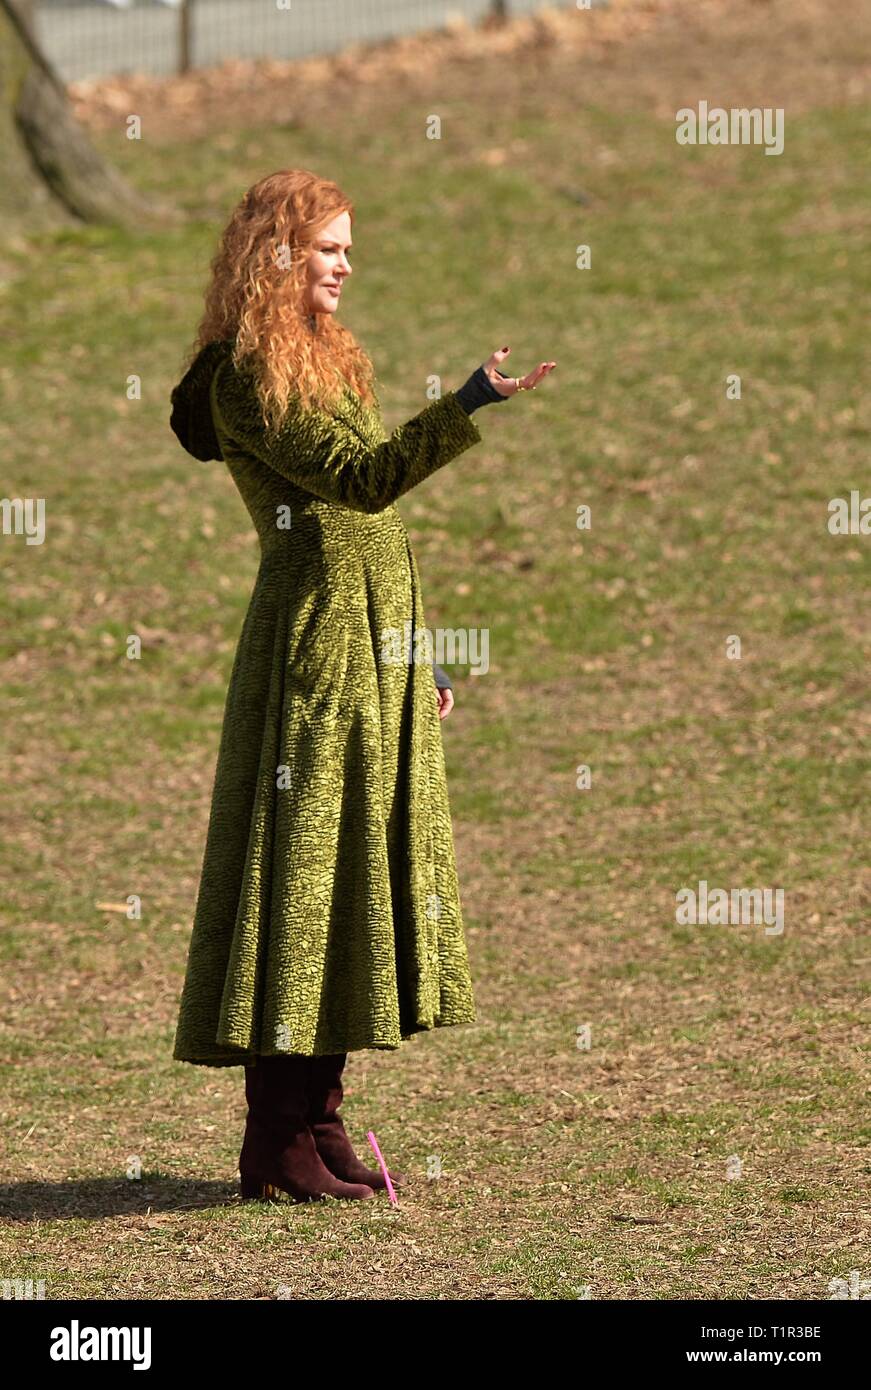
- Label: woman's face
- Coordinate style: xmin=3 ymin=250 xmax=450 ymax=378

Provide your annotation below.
xmin=302 ymin=211 xmax=353 ymax=316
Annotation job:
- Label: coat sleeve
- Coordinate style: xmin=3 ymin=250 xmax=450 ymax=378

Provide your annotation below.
xmin=211 ymin=359 xmax=482 ymax=514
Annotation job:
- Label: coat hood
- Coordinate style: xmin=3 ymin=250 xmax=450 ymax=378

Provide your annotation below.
xmin=169 ymin=340 xmax=235 ymax=461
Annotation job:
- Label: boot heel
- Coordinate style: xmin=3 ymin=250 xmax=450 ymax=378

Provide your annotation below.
xmin=240 ymin=1173 xmax=278 ymax=1201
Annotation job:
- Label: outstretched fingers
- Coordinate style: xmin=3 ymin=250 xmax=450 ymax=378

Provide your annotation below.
xmin=483 ymin=347 xmax=556 ymax=395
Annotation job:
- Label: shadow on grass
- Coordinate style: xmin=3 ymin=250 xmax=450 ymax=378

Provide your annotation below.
xmin=0 ymin=1178 xmax=239 ymax=1222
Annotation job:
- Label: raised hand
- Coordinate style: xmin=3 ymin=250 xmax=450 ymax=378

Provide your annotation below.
xmin=483 ymin=347 xmax=556 ymax=397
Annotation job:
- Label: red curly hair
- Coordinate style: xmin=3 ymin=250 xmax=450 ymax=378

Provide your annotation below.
xmin=186 ymin=168 xmax=378 ymax=433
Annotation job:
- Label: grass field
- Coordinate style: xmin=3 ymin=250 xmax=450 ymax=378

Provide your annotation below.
xmin=1 ymin=0 xmax=868 ymax=1299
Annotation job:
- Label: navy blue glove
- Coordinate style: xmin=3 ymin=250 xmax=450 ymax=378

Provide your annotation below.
xmin=454 ymin=364 xmax=511 ymax=415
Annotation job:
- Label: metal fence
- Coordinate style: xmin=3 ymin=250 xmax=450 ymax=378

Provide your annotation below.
xmin=32 ymin=0 xmax=608 ymax=83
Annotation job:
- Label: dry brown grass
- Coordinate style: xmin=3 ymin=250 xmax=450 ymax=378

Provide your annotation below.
xmin=1 ymin=0 xmax=868 ymax=1300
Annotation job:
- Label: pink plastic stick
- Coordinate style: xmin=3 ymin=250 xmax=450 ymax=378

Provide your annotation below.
xmin=367 ymin=1130 xmax=398 ymax=1205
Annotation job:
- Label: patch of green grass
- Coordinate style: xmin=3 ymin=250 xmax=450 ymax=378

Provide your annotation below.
xmin=0 ymin=15 xmax=866 ymax=1302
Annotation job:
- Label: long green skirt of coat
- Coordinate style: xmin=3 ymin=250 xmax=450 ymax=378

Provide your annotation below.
xmin=169 ymin=341 xmax=482 ymax=1065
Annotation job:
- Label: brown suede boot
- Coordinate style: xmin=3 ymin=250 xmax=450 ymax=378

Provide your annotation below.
xmin=239 ymin=1055 xmax=375 ymax=1203
xmin=307 ymin=1053 xmax=405 ymax=1191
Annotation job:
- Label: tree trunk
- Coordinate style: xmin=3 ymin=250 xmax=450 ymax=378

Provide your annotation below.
xmin=0 ymin=0 xmax=180 ymax=232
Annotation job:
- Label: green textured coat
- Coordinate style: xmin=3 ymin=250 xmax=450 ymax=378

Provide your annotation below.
xmin=169 ymin=341 xmax=482 ymax=1065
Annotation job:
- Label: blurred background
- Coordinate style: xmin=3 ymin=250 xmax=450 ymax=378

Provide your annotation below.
xmin=29 ymin=0 xmax=608 ymax=81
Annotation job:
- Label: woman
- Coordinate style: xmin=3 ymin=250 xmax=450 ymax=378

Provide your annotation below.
xmin=169 ymin=169 xmax=555 ymax=1204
